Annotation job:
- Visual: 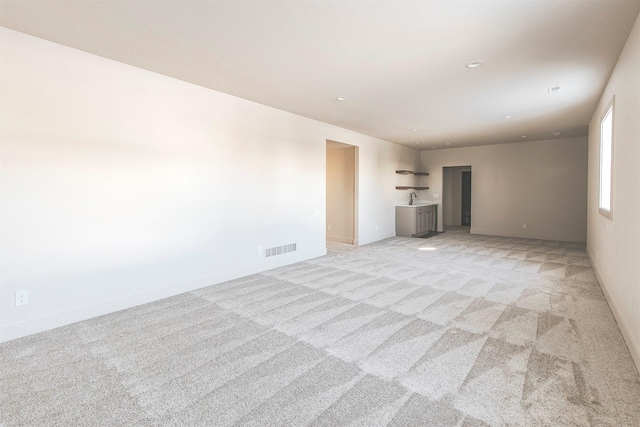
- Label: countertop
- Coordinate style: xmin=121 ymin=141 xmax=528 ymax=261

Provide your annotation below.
xmin=395 ymin=201 xmax=438 ymax=208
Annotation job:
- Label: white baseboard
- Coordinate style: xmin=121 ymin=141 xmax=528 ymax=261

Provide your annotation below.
xmin=0 ymin=247 xmax=326 ymax=343
xmin=470 ymin=228 xmax=586 ymax=243
xmin=586 ymin=248 xmax=640 ymax=375
xmin=326 ymin=234 xmax=354 ymax=244
xmin=359 ymin=231 xmax=396 ymax=246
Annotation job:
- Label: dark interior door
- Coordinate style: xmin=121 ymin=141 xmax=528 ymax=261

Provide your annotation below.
xmin=461 ymin=171 xmax=471 ymax=226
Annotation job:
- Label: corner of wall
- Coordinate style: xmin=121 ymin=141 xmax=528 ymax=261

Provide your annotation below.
xmin=0 ymin=247 xmax=327 ymax=343
xmin=587 ymin=248 xmax=640 ymax=373
xmin=585 ymin=13 xmax=640 ymax=376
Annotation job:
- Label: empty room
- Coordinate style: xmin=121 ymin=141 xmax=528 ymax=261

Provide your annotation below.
xmin=1 ymin=1 xmax=639 ymax=426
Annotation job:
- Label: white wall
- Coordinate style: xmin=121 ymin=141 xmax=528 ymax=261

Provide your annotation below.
xmin=359 ymin=143 xmax=422 ymax=244
xmin=0 ymin=28 xmax=419 ymax=341
xmin=586 ymin=15 xmax=640 ymax=372
xmin=420 ymin=137 xmax=588 ymax=242
xmin=326 ymin=144 xmax=355 ymax=244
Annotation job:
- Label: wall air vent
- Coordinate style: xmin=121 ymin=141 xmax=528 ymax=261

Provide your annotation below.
xmin=265 ymin=243 xmax=297 ymax=258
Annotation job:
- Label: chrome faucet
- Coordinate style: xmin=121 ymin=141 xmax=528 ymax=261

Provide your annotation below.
xmin=409 ymin=192 xmax=418 ymax=205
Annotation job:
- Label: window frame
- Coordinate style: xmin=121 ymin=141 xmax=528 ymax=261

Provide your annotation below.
xmin=598 ymin=96 xmax=614 ymax=219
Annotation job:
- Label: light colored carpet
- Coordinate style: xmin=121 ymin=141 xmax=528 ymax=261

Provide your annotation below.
xmin=2 ymin=232 xmax=639 ymax=426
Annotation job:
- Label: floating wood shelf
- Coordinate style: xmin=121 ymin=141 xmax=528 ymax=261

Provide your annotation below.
xmin=395 ymin=170 xmax=430 ymax=176
xmin=395 ymin=186 xmax=430 ymax=190
xmin=396 ymin=170 xmax=429 ymax=190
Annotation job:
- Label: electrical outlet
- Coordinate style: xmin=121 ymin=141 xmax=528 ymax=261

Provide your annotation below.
xmin=16 ymin=290 xmax=28 ymax=306
xmin=327 ymin=224 xmax=332 ymax=231
xmin=522 ymin=223 xmax=527 ymax=229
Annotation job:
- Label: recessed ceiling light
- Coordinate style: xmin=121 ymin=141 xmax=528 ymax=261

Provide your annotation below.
xmin=411 ymin=128 xmax=418 ymax=132
xmin=431 ymin=147 xmax=436 ymax=149
xmin=336 ymin=96 xmax=347 ymax=101
xmin=504 ymin=115 xmax=513 ymax=119
xmin=553 ymin=131 xmax=562 ymax=136
xmin=415 ymin=141 xmax=421 ymax=145
xmin=521 ymin=135 xmax=527 ymax=138
xmin=465 ymin=61 xmax=483 ymax=69
xmin=446 ymin=143 xmax=451 ymax=146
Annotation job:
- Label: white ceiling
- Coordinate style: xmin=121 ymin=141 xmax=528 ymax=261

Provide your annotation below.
xmin=1 ymin=0 xmax=638 ymax=149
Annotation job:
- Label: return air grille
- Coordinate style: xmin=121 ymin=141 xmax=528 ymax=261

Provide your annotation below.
xmin=265 ymin=243 xmax=297 ymax=258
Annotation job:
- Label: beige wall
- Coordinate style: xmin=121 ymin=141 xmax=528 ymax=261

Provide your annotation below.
xmin=586 ymin=15 xmax=640 ymax=372
xmin=0 ymin=28 xmax=420 ymax=341
xmin=420 ymin=137 xmax=588 ymax=242
xmin=326 ymin=144 xmax=355 ymax=244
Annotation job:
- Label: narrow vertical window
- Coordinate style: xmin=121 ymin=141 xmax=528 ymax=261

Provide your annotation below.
xmin=599 ymin=98 xmax=614 ymax=218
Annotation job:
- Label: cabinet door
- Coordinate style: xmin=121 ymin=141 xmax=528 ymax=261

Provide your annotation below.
xmin=430 ymin=206 xmax=436 ymax=231
xmin=414 ymin=211 xmax=422 ymax=234
xmin=396 ymin=207 xmax=418 ymax=237
xmin=414 ymin=208 xmax=428 ymax=234
xmin=425 ymin=210 xmax=432 ymax=231
xmin=423 ymin=207 xmax=432 ymax=232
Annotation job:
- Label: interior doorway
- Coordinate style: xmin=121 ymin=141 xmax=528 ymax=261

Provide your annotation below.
xmin=461 ymin=171 xmax=472 ymax=226
xmin=443 ymin=166 xmax=472 ymax=230
xmin=326 ymin=140 xmax=358 ymax=245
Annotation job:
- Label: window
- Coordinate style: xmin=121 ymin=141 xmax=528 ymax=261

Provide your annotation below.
xmin=599 ymin=97 xmax=614 ymax=218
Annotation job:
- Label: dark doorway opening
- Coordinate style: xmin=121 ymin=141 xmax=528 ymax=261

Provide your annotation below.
xmin=461 ymin=171 xmax=472 ymax=226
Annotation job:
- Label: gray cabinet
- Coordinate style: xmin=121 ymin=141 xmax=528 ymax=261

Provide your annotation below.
xmin=396 ymin=205 xmax=436 ymax=237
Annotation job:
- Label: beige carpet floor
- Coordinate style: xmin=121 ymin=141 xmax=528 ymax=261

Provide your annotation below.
xmin=2 ymin=231 xmax=639 ymax=426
